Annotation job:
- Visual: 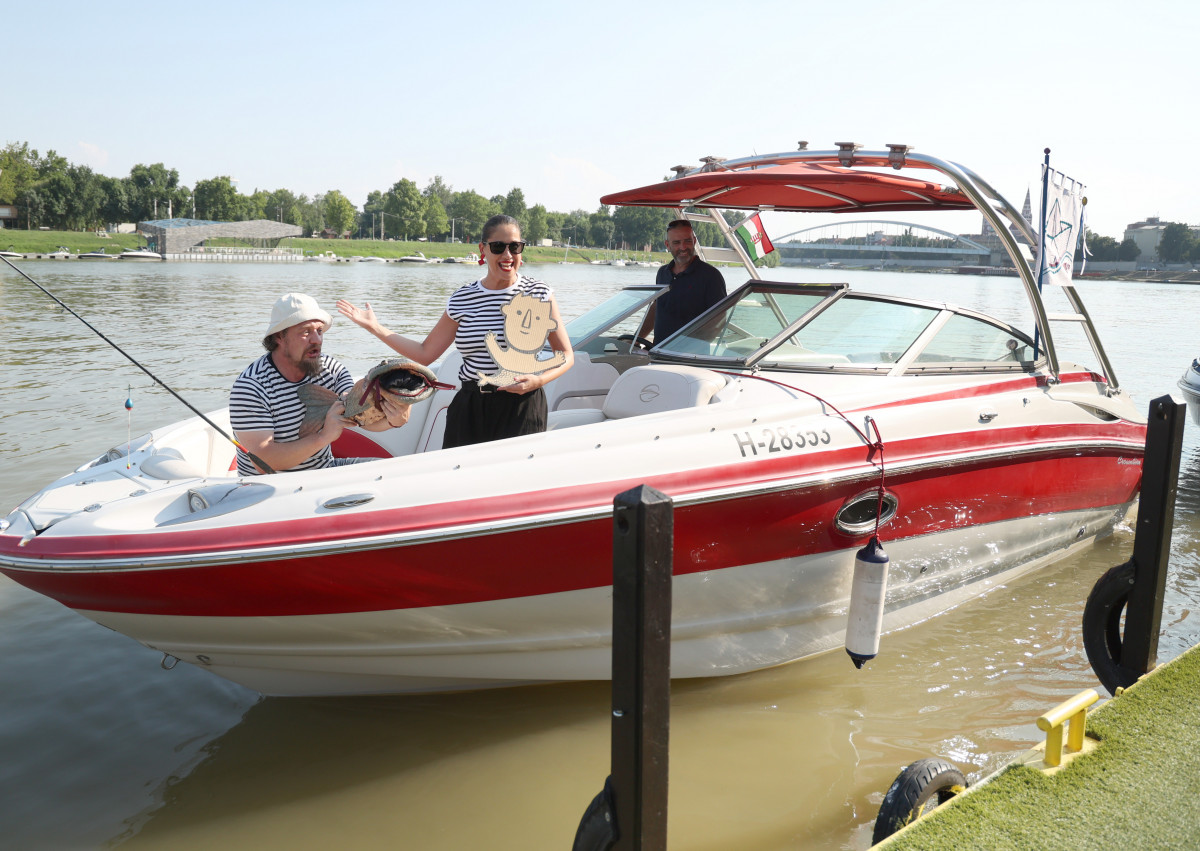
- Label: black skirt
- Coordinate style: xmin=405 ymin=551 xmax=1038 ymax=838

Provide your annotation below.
xmin=442 ymin=381 xmax=548 ymax=449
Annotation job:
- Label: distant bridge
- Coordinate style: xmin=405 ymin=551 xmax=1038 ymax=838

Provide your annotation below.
xmin=776 ymin=219 xmax=993 ymax=266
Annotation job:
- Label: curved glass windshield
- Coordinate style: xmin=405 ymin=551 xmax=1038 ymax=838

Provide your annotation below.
xmin=912 ymin=313 xmax=1035 ymax=364
xmin=655 ymin=283 xmax=1036 ymax=373
xmin=758 ymin=298 xmax=938 ymax=367
xmin=661 ymin=289 xmax=828 ymax=359
xmin=565 ymin=287 xmax=658 ymax=354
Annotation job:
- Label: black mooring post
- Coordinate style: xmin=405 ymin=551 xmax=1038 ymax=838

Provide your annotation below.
xmin=574 ymin=485 xmax=673 ymax=851
xmin=610 ymin=484 xmax=673 ymax=851
xmin=573 ymin=485 xmax=674 ymax=850
xmin=1120 ymin=394 xmax=1186 ymax=677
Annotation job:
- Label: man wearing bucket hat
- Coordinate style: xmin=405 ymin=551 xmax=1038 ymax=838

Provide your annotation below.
xmin=229 ymin=293 xmax=409 ymax=475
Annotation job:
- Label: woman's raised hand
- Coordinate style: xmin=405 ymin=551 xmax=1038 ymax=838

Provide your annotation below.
xmin=336 ymin=299 xmax=378 ymax=332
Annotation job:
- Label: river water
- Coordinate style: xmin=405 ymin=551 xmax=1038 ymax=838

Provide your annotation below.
xmin=1 ymin=259 xmax=1197 ymax=850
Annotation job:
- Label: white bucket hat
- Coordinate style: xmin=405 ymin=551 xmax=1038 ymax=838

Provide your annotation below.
xmin=266 ymin=293 xmax=332 ymax=337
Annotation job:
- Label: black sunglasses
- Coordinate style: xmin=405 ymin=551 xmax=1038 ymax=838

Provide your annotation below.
xmin=486 ymin=240 xmax=526 ymax=255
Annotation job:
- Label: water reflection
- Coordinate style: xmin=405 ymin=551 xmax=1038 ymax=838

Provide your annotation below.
xmin=117 ymin=685 xmax=610 ymax=848
xmin=101 ymin=544 xmax=1130 ymax=851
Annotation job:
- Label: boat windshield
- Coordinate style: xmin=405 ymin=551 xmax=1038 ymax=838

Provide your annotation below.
xmin=657 ymin=285 xmax=833 ymax=360
xmin=654 ymin=282 xmax=1037 ymax=373
xmin=565 ymin=286 xmax=660 ymax=354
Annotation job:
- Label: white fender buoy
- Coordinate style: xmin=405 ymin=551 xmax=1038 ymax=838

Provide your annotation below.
xmin=846 ymin=535 xmax=890 ymax=669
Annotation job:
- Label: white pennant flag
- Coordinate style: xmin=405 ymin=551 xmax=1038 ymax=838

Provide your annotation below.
xmin=1035 ymin=170 xmax=1086 ymax=286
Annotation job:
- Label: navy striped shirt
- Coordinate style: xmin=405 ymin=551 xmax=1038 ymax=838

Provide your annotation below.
xmin=446 ymin=275 xmax=554 ymax=381
xmin=229 ymin=353 xmax=353 ymax=475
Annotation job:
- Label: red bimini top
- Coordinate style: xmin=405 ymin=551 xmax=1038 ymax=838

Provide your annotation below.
xmin=600 ymin=161 xmax=976 ymax=214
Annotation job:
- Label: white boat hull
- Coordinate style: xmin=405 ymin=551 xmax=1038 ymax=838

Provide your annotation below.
xmin=80 ymin=508 xmax=1118 ymax=695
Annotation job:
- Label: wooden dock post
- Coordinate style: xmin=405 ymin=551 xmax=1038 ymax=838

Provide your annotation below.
xmin=573 ymin=484 xmax=673 ymax=851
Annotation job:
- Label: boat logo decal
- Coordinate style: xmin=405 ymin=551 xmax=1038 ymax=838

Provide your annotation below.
xmin=639 ymin=384 xmax=662 ymax=403
xmin=733 ymin=426 xmax=832 ymax=458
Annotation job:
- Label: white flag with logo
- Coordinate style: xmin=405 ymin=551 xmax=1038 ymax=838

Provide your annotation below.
xmin=1035 ymin=169 xmax=1085 ymax=286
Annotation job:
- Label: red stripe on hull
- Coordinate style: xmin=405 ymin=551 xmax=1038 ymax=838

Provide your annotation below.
xmin=853 ymin=370 xmax=1106 ymax=411
xmin=3 ymin=420 xmax=1143 ymax=563
xmin=1 ymin=447 xmax=1141 ymax=617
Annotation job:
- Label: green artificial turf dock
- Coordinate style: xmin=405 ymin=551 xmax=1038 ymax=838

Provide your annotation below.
xmin=878 ymin=643 xmax=1200 ymax=850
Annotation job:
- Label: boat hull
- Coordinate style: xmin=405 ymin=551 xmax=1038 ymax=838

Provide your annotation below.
xmin=65 ymin=507 xmax=1123 ymax=696
xmin=0 ymin=422 xmax=1141 ymax=695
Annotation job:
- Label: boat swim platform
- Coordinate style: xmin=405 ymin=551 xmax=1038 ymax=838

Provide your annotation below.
xmin=873 ymin=640 xmax=1200 ymax=849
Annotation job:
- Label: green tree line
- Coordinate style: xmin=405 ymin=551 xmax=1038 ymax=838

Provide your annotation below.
xmin=1085 ymin=230 xmax=1142 ymax=263
xmin=1150 ymin=222 xmax=1200 ymax=265
xmin=0 ymin=141 xmax=737 ymax=252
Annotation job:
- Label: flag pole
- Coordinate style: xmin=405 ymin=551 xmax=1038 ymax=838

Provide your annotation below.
xmin=1033 ymin=147 xmax=1051 ymax=360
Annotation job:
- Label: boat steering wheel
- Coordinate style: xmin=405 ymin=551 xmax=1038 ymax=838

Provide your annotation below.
xmin=617 ymin=333 xmax=654 ymax=350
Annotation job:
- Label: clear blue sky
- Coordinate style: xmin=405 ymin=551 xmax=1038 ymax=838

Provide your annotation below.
xmin=7 ymin=0 xmax=1194 ymax=238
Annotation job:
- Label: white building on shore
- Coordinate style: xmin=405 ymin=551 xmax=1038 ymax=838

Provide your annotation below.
xmin=1123 ymin=217 xmax=1168 ymax=262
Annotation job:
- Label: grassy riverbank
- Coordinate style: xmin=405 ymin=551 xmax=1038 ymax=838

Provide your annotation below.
xmin=880 ymin=642 xmax=1200 ymax=849
xmin=5 ymin=230 xmax=1195 ymax=280
xmin=0 ymin=229 xmax=146 ymax=254
xmin=281 ymin=237 xmax=667 ymax=265
xmin=0 ymin=229 xmax=669 ymax=265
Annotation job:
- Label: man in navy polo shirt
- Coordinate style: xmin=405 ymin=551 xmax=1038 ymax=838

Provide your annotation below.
xmin=641 ymin=219 xmax=727 ymax=343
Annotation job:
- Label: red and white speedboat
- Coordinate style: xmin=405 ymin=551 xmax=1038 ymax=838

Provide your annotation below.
xmin=0 ymin=147 xmax=1146 ymax=696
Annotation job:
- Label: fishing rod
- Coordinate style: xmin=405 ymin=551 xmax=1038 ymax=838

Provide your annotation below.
xmin=0 ymin=254 xmax=276 ymax=474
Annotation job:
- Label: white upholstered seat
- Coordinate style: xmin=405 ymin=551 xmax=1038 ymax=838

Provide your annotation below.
xmin=547 ymin=365 xmax=727 ymax=430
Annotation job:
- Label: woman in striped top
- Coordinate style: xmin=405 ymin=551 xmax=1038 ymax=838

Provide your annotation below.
xmin=336 ymin=215 xmax=574 ymax=448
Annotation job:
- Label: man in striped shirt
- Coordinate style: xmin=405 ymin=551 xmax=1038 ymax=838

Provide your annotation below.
xmin=230 ymin=293 xmax=409 ymax=475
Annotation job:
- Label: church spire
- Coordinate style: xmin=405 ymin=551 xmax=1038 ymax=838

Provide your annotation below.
xmin=1010 ymin=187 xmax=1034 ymax=245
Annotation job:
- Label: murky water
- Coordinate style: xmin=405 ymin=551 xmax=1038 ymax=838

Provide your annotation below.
xmin=1 ymin=259 xmax=1197 ymax=849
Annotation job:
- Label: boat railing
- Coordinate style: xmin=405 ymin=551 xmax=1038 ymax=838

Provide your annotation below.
xmin=669 ymin=148 xmax=1121 ymax=392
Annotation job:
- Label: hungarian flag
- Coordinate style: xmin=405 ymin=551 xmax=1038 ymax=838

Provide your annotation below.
xmin=735 ymin=213 xmax=775 ymax=262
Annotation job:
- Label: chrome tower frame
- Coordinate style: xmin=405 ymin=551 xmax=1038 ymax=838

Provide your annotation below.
xmin=670 ymin=147 xmax=1120 ymax=391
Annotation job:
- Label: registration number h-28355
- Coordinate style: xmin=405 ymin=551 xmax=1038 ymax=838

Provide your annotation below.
xmin=734 ymin=426 xmax=832 ymax=457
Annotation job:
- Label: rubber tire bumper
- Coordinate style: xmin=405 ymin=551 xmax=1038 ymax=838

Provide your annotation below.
xmin=872 ymin=757 xmax=967 ymax=844
xmin=1082 ymin=559 xmax=1140 ymax=695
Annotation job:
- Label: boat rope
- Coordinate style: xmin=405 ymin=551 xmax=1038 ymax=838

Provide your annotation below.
xmin=0 ymin=254 xmax=276 ymax=474
xmin=717 ymin=369 xmax=889 ymax=533
xmin=863 ymin=415 xmax=887 ymax=538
